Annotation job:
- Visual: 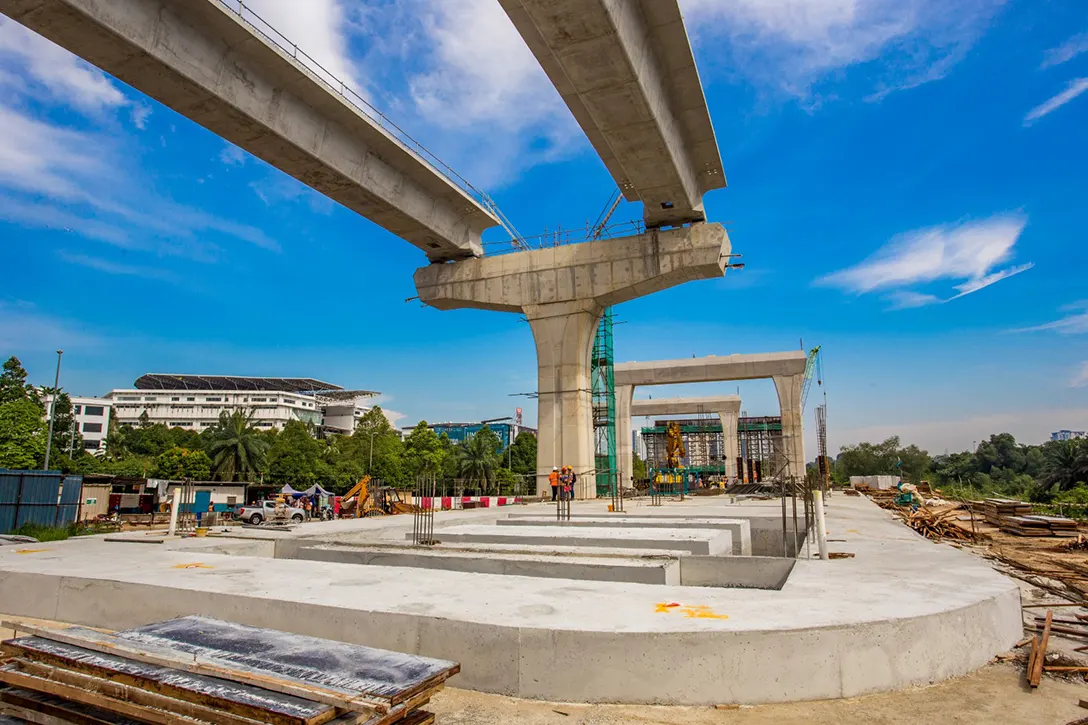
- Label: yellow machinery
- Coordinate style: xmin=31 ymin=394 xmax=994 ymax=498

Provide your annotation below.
xmin=665 ymin=421 xmax=686 ymax=469
xmin=340 ymin=477 xmax=419 ymax=517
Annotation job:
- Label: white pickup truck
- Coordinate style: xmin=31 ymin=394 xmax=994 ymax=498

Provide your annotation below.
xmin=235 ymin=500 xmax=305 ymax=525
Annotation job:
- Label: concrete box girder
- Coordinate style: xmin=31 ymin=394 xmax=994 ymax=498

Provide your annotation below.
xmin=1 ymin=0 xmax=495 ymax=262
xmin=499 ymin=0 xmax=725 ymax=228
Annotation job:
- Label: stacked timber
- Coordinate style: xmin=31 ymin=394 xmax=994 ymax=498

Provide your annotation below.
xmin=0 ymin=616 xmax=458 ymax=724
xmin=976 ymin=498 xmax=1078 ymax=537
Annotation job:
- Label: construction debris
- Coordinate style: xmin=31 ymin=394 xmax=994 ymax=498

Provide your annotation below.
xmin=974 ymin=499 xmax=1078 ymax=538
xmin=1063 ymin=536 xmax=1088 ymax=552
xmin=0 ymin=616 xmax=457 ymax=725
xmin=904 ymin=507 xmax=973 ymax=542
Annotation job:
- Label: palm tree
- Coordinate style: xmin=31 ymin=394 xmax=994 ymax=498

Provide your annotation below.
xmin=206 ymin=409 xmax=270 ymax=482
xmin=1041 ymin=440 xmax=1088 ymax=493
xmin=456 ymin=433 xmax=499 ymax=494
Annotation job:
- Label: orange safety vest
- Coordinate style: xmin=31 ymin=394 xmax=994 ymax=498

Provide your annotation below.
xmin=549 ymin=471 xmax=559 ymax=487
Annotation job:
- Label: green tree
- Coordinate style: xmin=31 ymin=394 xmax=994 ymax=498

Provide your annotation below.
xmin=632 ymin=452 xmax=647 ymax=482
xmin=456 ymin=427 xmax=500 ymax=492
xmin=403 ymin=421 xmax=445 ymax=477
xmin=0 ymin=398 xmax=47 ymax=468
xmin=350 ymin=407 xmax=405 ymax=485
xmin=40 ymin=389 xmax=81 ymax=464
xmin=153 ymin=447 xmax=213 ymax=480
xmin=206 ymin=409 xmax=270 ymax=482
xmin=1039 ymin=439 xmax=1088 ymax=495
xmin=0 ymin=356 xmax=37 ymax=405
xmin=505 ymin=431 xmax=537 ymax=475
xmin=267 ymin=420 xmax=323 ymax=486
xmin=124 ymin=422 xmax=173 ymax=457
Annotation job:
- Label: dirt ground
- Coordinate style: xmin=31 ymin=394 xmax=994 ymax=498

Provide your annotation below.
xmin=428 ymin=663 xmax=1087 ymax=724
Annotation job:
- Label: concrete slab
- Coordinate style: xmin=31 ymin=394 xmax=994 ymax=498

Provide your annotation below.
xmin=291 ymin=544 xmax=681 ymax=585
xmin=420 ymin=524 xmax=732 ymax=556
xmin=497 ymin=516 xmax=751 ymax=556
xmin=0 ymin=497 xmax=1022 ymax=706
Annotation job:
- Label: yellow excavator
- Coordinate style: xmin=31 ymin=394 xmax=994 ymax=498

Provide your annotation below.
xmin=340 ymin=477 xmax=419 ymax=517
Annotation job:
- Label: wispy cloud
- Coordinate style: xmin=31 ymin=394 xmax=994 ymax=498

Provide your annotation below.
xmin=0 ymin=300 xmax=104 ymax=351
xmin=1014 ymin=301 xmax=1088 ymax=335
xmin=680 ymin=0 xmax=1005 ymax=101
xmin=1041 ymin=32 xmax=1088 ymax=69
xmin=0 ymin=18 xmax=126 ymax=112
xmin=1024 ymin=78 xmax=1088 ymax=125
xmin=219 ymin=143 xmax=247 ymax=167
xmin=56 ymin=250 xmax=178 ymax=282
xmin=817 ymin=214 xmax=1032 ymax=308
xmin=1073 ymin=362 xmax=1088 ymax=388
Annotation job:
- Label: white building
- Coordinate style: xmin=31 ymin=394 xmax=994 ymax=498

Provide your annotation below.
xmin=1052 ymin=430 xmax=1088 ymax=442
xmin=104 ymin=375 xmax=377 ymax=435
xmin=39 ymin=393 xmax=113 ymax=454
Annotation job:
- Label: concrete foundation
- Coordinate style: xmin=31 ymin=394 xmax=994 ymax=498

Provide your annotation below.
xmin=416 ymin=524 xmax=732 ymax=556
xmin=415 ymin=224 xmax=732 ymax=498
xmin=292 ymin=543 xmax=681 ymax=585
xmin=0 ymin=497 xmax=1022 ymax=706
xmin=497 ymin=516 xmax=751 ymax=556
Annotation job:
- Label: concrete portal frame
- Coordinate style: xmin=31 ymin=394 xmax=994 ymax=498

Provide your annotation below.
xmin=615 ymin=352 xmax=808 ymax=488
xmin=624 ymin=395 xmax=741 ymax=480
xmin=416 ymin=224 xmax=732 ymax=499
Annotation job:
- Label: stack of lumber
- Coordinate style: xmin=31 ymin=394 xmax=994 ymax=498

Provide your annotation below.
xmin=0 ymin=616 xmax=458 ymax=725
xmin=975 ymin=498 xmax=1079 ymax=537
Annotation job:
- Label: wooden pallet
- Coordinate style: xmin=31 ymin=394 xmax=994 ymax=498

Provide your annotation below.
xmin=0 ymin=617 xmax=456 ymax=725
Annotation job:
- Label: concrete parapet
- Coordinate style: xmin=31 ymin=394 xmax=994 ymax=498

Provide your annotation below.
xmin=421 ymin=524 xmax=732 ymax=556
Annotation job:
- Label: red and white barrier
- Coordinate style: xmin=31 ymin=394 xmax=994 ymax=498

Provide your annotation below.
xmin=412 ymin=496 xmax=522 ymax=511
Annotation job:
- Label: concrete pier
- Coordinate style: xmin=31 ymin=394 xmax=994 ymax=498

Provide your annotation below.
xmin=615 ymin=352 xmax=809 ymax=482
xmin=499 ymin=0 xmax=726 ymax=228
xmin=416 ymin=224 xmax=732 ymax=497
xmin=617 ymin=393 xmax=741 ymax=488
xmin=0 ymin=0 xmax=495 ymax=261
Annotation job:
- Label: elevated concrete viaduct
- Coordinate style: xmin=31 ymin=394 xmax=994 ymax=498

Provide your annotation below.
xmin=0 ymin=0 xmax=496 ymax=262
xmin=416 ymin=224 xmax=732 ymax=498
xmin=615 ymin=352 xmax=809 ymax=488
xmin=623 ymin=395 xmax=741 ymax=483
xmin=500 ymin=0 xmax=726 ymax=228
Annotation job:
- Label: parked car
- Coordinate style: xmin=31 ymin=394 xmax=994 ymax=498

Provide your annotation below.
xmin=235 ymin=500 xmax=305 ymax=525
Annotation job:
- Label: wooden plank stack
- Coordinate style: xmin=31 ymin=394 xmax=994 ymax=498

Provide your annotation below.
xmin=0 ymin=616 xmax=458 ymax=725
xmin=976 ymin=498 xmax=1079 ymax=537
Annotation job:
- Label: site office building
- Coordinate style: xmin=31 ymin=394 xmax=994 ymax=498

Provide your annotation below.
xmin=105 ymin=375 xmax=378 ymax=434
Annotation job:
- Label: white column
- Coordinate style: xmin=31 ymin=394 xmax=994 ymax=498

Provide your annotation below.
xmin=615 ymin=385 xmax=634 ymax=490
xmin=717 ymin=408 xmax=739 ymax=479
xmin=773 ymin=374 xmax=805 ymax=482
xmin=527 ymin=300 xmax=603 ymax=500
xmin=167 ymin=487 xmax=181 ymax=537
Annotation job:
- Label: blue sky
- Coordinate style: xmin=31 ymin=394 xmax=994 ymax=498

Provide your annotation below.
xmin=0 ymin=0 xmax=1085 ymax=457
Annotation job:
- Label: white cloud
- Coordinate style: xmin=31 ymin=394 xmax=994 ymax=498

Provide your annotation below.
xmin=1073 ymin=362 xmax=1088 ymax=388
xmin=0 ymin=300 xmax=103 ymax=351
xmin=1014 ymin=301 xmax=1088 ymax=335
xmin=130 ymin=103 xmax=152 ymax=130
xmin=1041 ymin=32 xmax=1088 ymax=69
xmin=680 ymin=0 xmax=1005 ymax=100
xmin=818 ymin=214 xmax=1031 ymax=305
xmin=0 ymin=18 xmax=126 ymax=111
xmin=1024 ymin=78 xmax=1088 ymax=125
xmin=0 ymin=102 xmax=279 ymax=255
xmin=56 ymin=251 xmax=177 ymax=282
xmin=219 ymin=144 xmax=247 ymax=167
xmin=885 ymin=290 xmax=943 ymax=309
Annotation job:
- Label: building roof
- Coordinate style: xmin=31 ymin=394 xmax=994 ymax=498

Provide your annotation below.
xmin=133 ymin=374 xmax=376 ymax=396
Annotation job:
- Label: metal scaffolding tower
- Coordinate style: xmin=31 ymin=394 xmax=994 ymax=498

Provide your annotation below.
xmin=591 ymin=308 xmax=617 ymax=500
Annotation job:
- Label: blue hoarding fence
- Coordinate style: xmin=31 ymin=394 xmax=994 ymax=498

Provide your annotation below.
xmin=0 ymin=469 xmax=84 ymax=534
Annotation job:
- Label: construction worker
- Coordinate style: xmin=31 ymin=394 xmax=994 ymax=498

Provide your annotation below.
xmin=550 ymin=467 xmax=560 ymax=501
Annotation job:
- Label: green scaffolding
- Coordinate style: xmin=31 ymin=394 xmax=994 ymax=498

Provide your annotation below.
xmin=591 ymin=307 xmax=617 ymax=497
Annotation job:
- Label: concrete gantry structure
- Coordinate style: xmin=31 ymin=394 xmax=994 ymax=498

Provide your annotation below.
xmin=500 ymin=0 xmax=726 ymax=228
xmin=614 ymin=352 xmax=809 ymax=487
xmin=1 ymin=0 xmax=496 ymax=261
xmin=416 ymin=224 xmax=732 ymax=498
xmin=619 ymin=394 xmax=741 ymax=483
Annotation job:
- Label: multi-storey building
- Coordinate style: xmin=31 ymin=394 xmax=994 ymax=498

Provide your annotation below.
xmin=39 ymin=393 xmax=113 ymax=454
xmin=1052 ymin=430 xmax=1088 ymax=442
xmin=429 ymin=419 xmax=537 ymax=449
xmin=104 ymin=374 xmax=378 ymax=435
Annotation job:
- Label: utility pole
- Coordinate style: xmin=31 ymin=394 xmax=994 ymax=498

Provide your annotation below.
xmin=43 ymin=349 xmax=63 ymax=471
xmin=368 ymin=430 xmax=376 ymax=473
